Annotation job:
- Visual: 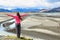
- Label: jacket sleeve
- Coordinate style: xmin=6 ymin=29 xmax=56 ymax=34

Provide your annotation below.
xmin=6 ymin=14 xmax=15 ymax=17
xmin=20 ymin=14 xmax=27 ymax=17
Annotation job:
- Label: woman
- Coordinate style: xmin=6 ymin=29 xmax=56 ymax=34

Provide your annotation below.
xmin=6 ymin=12 xmax=27 ymax=38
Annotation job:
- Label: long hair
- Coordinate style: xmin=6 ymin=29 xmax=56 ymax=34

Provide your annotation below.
xmin=17 ymin=12 xmax=22 ymax=20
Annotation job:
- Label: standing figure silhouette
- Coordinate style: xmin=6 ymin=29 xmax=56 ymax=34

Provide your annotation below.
xmin=6 ymin=12 xmax=27 ymax=38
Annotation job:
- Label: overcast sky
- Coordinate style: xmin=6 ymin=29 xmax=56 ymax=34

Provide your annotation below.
xmin=0 ymin=0 xmax=60 ymax=9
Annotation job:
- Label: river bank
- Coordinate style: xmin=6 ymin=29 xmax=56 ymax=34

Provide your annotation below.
xmin=0 ymin=12 xmax=60 ymax=40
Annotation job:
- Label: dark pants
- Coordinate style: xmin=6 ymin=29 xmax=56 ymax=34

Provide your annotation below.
xmin=16 ymin=23 xmax=21 ymax=38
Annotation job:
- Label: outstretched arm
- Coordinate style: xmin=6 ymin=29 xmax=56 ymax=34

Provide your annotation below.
xmin=20 ymin=14 xmax=27 ymax=17
xmin=6 ymin=14 xmax=15 ymax=17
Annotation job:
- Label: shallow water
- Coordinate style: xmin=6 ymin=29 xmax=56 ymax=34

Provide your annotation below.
xmin=0 ymin=19 xmax=16 ymax=36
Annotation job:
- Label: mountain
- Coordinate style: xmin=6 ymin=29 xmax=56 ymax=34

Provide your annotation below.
xmin=39 ymin=9 xmax=48 ymax=12
xmin=11 ymin=8 xmax=40 ymax=12
xmin=40 ymin=7 xmax=60 ymax=13
xmin=0 ymin=8 xmax=11 ymax=12
xmin=0 ymin=8 xmax=40 ymax=12
xmin=0 ymin=7 xmax=60 ymax=12
xmin=46 ymin=7 xmax=60 ymax=12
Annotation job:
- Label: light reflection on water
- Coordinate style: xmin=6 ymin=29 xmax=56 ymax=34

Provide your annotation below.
xmin=0 ymin=19 xmax=16 ymax=36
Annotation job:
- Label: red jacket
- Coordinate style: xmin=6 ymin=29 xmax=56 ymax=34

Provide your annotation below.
xmin=6 ymin=14 xmax=27 ymax=24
